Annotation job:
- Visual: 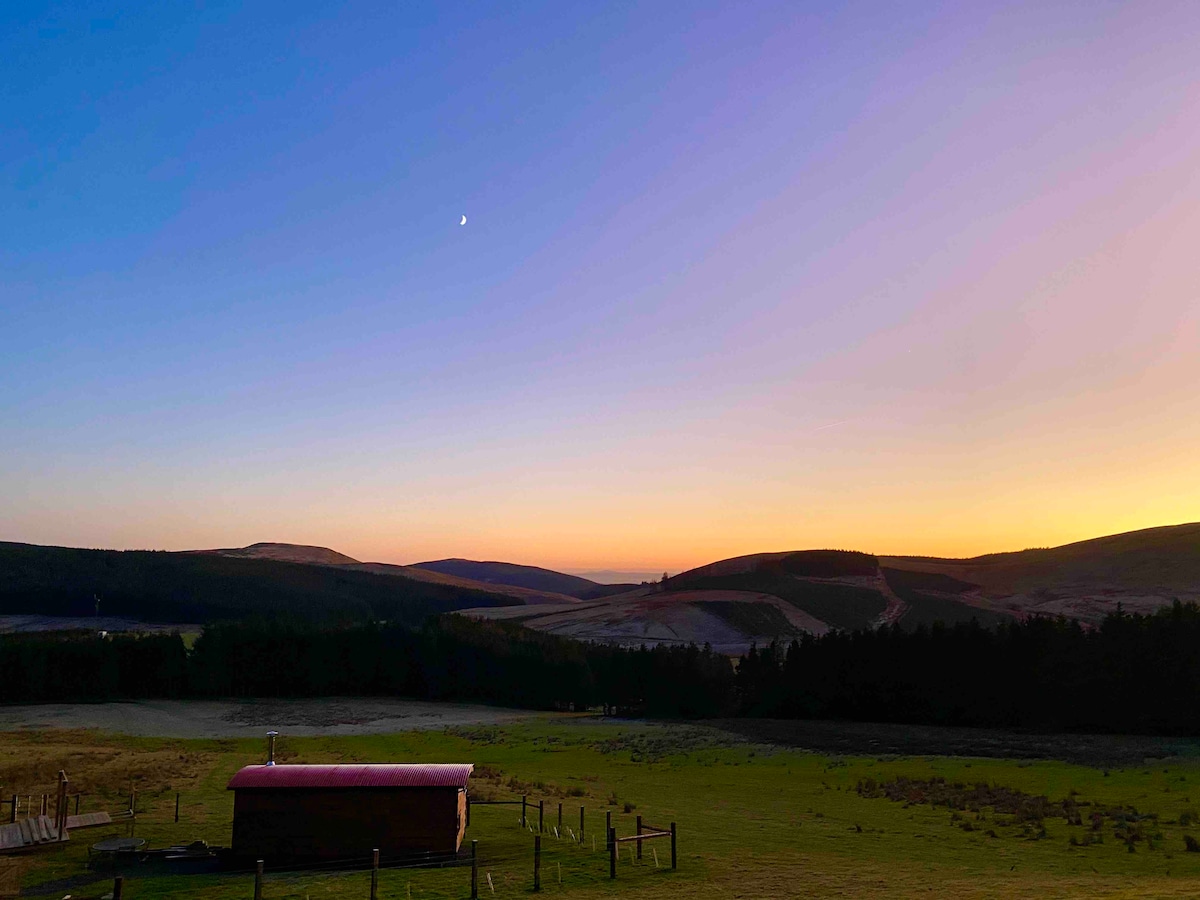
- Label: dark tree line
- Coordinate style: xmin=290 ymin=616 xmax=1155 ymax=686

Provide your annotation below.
xmin=0 ymin=616 xmax=736 ymax=716
xmin=736 ymin=601 xmax=1200 ymax=734
xmin=7 ymin=603 xmax=1200 ymax=735
xmin=0 ymin=631 xmax=188 ymax=702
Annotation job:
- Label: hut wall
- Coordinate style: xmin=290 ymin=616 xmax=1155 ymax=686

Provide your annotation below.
xmin=232 ymin=787 xmax=463 ymax=860
xmin=457 ymin=788 xmax=467 ymax=848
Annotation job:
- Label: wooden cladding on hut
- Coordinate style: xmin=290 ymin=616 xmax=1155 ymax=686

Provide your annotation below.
xmin=227 ymin=763 xmax=473 ymax=861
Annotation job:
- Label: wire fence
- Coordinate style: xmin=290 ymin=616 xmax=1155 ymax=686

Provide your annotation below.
xmin=55 ymin=794 xmax=677 ymax=898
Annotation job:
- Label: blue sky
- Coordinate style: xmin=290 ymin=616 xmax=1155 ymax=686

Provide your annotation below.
xmin=3 ymin=1 xmax=1198 ymax=569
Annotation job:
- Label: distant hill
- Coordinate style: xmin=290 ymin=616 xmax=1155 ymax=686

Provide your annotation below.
xmin=466 ymin=549 xmax=904 ymax=653
xmin=7 ymin=523 xmax=1196 ymax=651
xmin=412 ymin=559 xmax=637 ymax=600
xmin=673 ymin=549 xmax=878 ymax=581
xmin=202 ymin=542 xmax=361 ymax=566
xmin=881 ymin=521 xmax=1200 ymax=623
xmin=664 ymin=550 xmax=889 ymax=632
xmin=340 ymin=561 xmax=582 ymax=605
xmin=465 ymin=524 xmax=1200 ymax=651
xmin=200 ymin=545 xmax=584 ymax=605
xmin=0 ymin=542 xmax=518 ymax=626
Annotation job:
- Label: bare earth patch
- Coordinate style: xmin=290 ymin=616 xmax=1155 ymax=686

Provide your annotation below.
xmin=462 ymin=588 xmax=829 ymax=653
xmin=0 ymin=697 xmax=546 ymax=738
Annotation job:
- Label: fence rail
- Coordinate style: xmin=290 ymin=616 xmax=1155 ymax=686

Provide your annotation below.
xmin=26 ymin=789 xmax=677 ymax=898
xmin=468 ymin=793 xmax=531 ymax=828
xmin=613 ymin=830 xmax=670 ymax=842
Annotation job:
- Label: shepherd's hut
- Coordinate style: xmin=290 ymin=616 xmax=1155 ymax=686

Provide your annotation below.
xmin=227 ymin=762 xmax=473 ymax=861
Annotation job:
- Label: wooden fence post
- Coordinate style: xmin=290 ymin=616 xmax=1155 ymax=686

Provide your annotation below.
xmin=470 ymin=840 xmax=478 ymax=900
xmin=254 ymin=859 xmax=263 ymax=900
xmin=538 ymin=800 xmax=544 ymax=834
xmin=371 ymin=848 xmax=379 ymax=900
xmin=534 ymin=835 xmax=541 ymax=891
xmin=75 ymin=794 xmax=80 ymax=815
xmin=608 ymin=827 xmax=616 ymax=879
xmin=521 ymin=795 xmax=527 ymax=829
xmin=671 ymin=822 xmax=677 ymax=870
xmin=605 ymin=811 xmax=612 ymax=851
xmin=636 ymin=815 xmax=642 ymax=860
xmin=56 ymin=772 xmax=68 ymax=840
xmin=175 ymin=793 xmax=180 ymax=823
xmin=557 ymin=802 xmax=562 ymax=833
xmin=112 ymin=875 xmax=123 ymax=900
xmin=129 ymin=788 xmax=136 ymax=815
xmin=8 ymin=794 xmax=15 ymax=824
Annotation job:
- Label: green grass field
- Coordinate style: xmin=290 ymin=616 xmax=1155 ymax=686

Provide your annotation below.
xmin=5 ymin=717 xmax=1200 ymax=898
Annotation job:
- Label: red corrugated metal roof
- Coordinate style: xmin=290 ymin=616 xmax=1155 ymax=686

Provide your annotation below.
xmin=227 ymin=764 xmax=473 ymax=791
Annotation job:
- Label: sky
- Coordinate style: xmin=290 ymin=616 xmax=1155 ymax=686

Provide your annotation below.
xmin=2 ymin=1 xmax=1198 ymax=573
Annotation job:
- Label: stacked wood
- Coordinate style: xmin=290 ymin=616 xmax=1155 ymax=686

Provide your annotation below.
xmin=0 ymin=816 xmax=66 ymax=851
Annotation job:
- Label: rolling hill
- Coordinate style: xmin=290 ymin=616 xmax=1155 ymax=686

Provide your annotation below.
xmin=199 ymin=545 xmax=584 ymax=605
xmin=411 ymin=558 xmax=637 ymax=600
xmin=464 ymin=549 xmax=900 ymax=652
xmin=464 ymin=524 xmax=1200 ymax=652
xmin=200 ymin=542 xmax=361 ymax=566
xmin=5 ymin=522 xmax=1196 ymax=652
xmin=0 ymin=542 xmax=519 ymax=626
xmin=202 ymin=548 xmax=637 ymax=603
xmin=335 ymin=561 xmax=581 ymax=605
xmin=880 ymin=521 xmax=1200 ymax=622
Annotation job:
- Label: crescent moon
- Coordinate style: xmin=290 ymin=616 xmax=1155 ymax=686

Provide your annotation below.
xmin=460 ymin=215 xmax=467 ymax=225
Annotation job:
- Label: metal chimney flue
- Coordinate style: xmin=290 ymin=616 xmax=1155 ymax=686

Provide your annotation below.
xmin=266 ymin=731 xmax=279 ymax=766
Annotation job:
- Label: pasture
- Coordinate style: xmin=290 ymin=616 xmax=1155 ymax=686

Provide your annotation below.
xmin=4 ymin=713 xmax=1200 ymax=898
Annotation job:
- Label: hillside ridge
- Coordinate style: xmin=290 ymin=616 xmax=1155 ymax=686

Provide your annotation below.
xmin=412 ymin=558 xmax=637 ymax=600
xmin=465 ymin=523 xmax=1200 ymax=650
xmin=6 ymin=522 xmax=1197 ymax=651
xmin=202 ymin=542 xmax=361 ymax=566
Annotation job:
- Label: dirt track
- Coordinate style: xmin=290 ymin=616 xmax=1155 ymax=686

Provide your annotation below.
xmin=0 ymin=698 xmax=545 ymax=738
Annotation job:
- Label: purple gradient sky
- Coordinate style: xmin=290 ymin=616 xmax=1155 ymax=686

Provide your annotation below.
xmin=2 ymin=1 xmax=1198 ymax=571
